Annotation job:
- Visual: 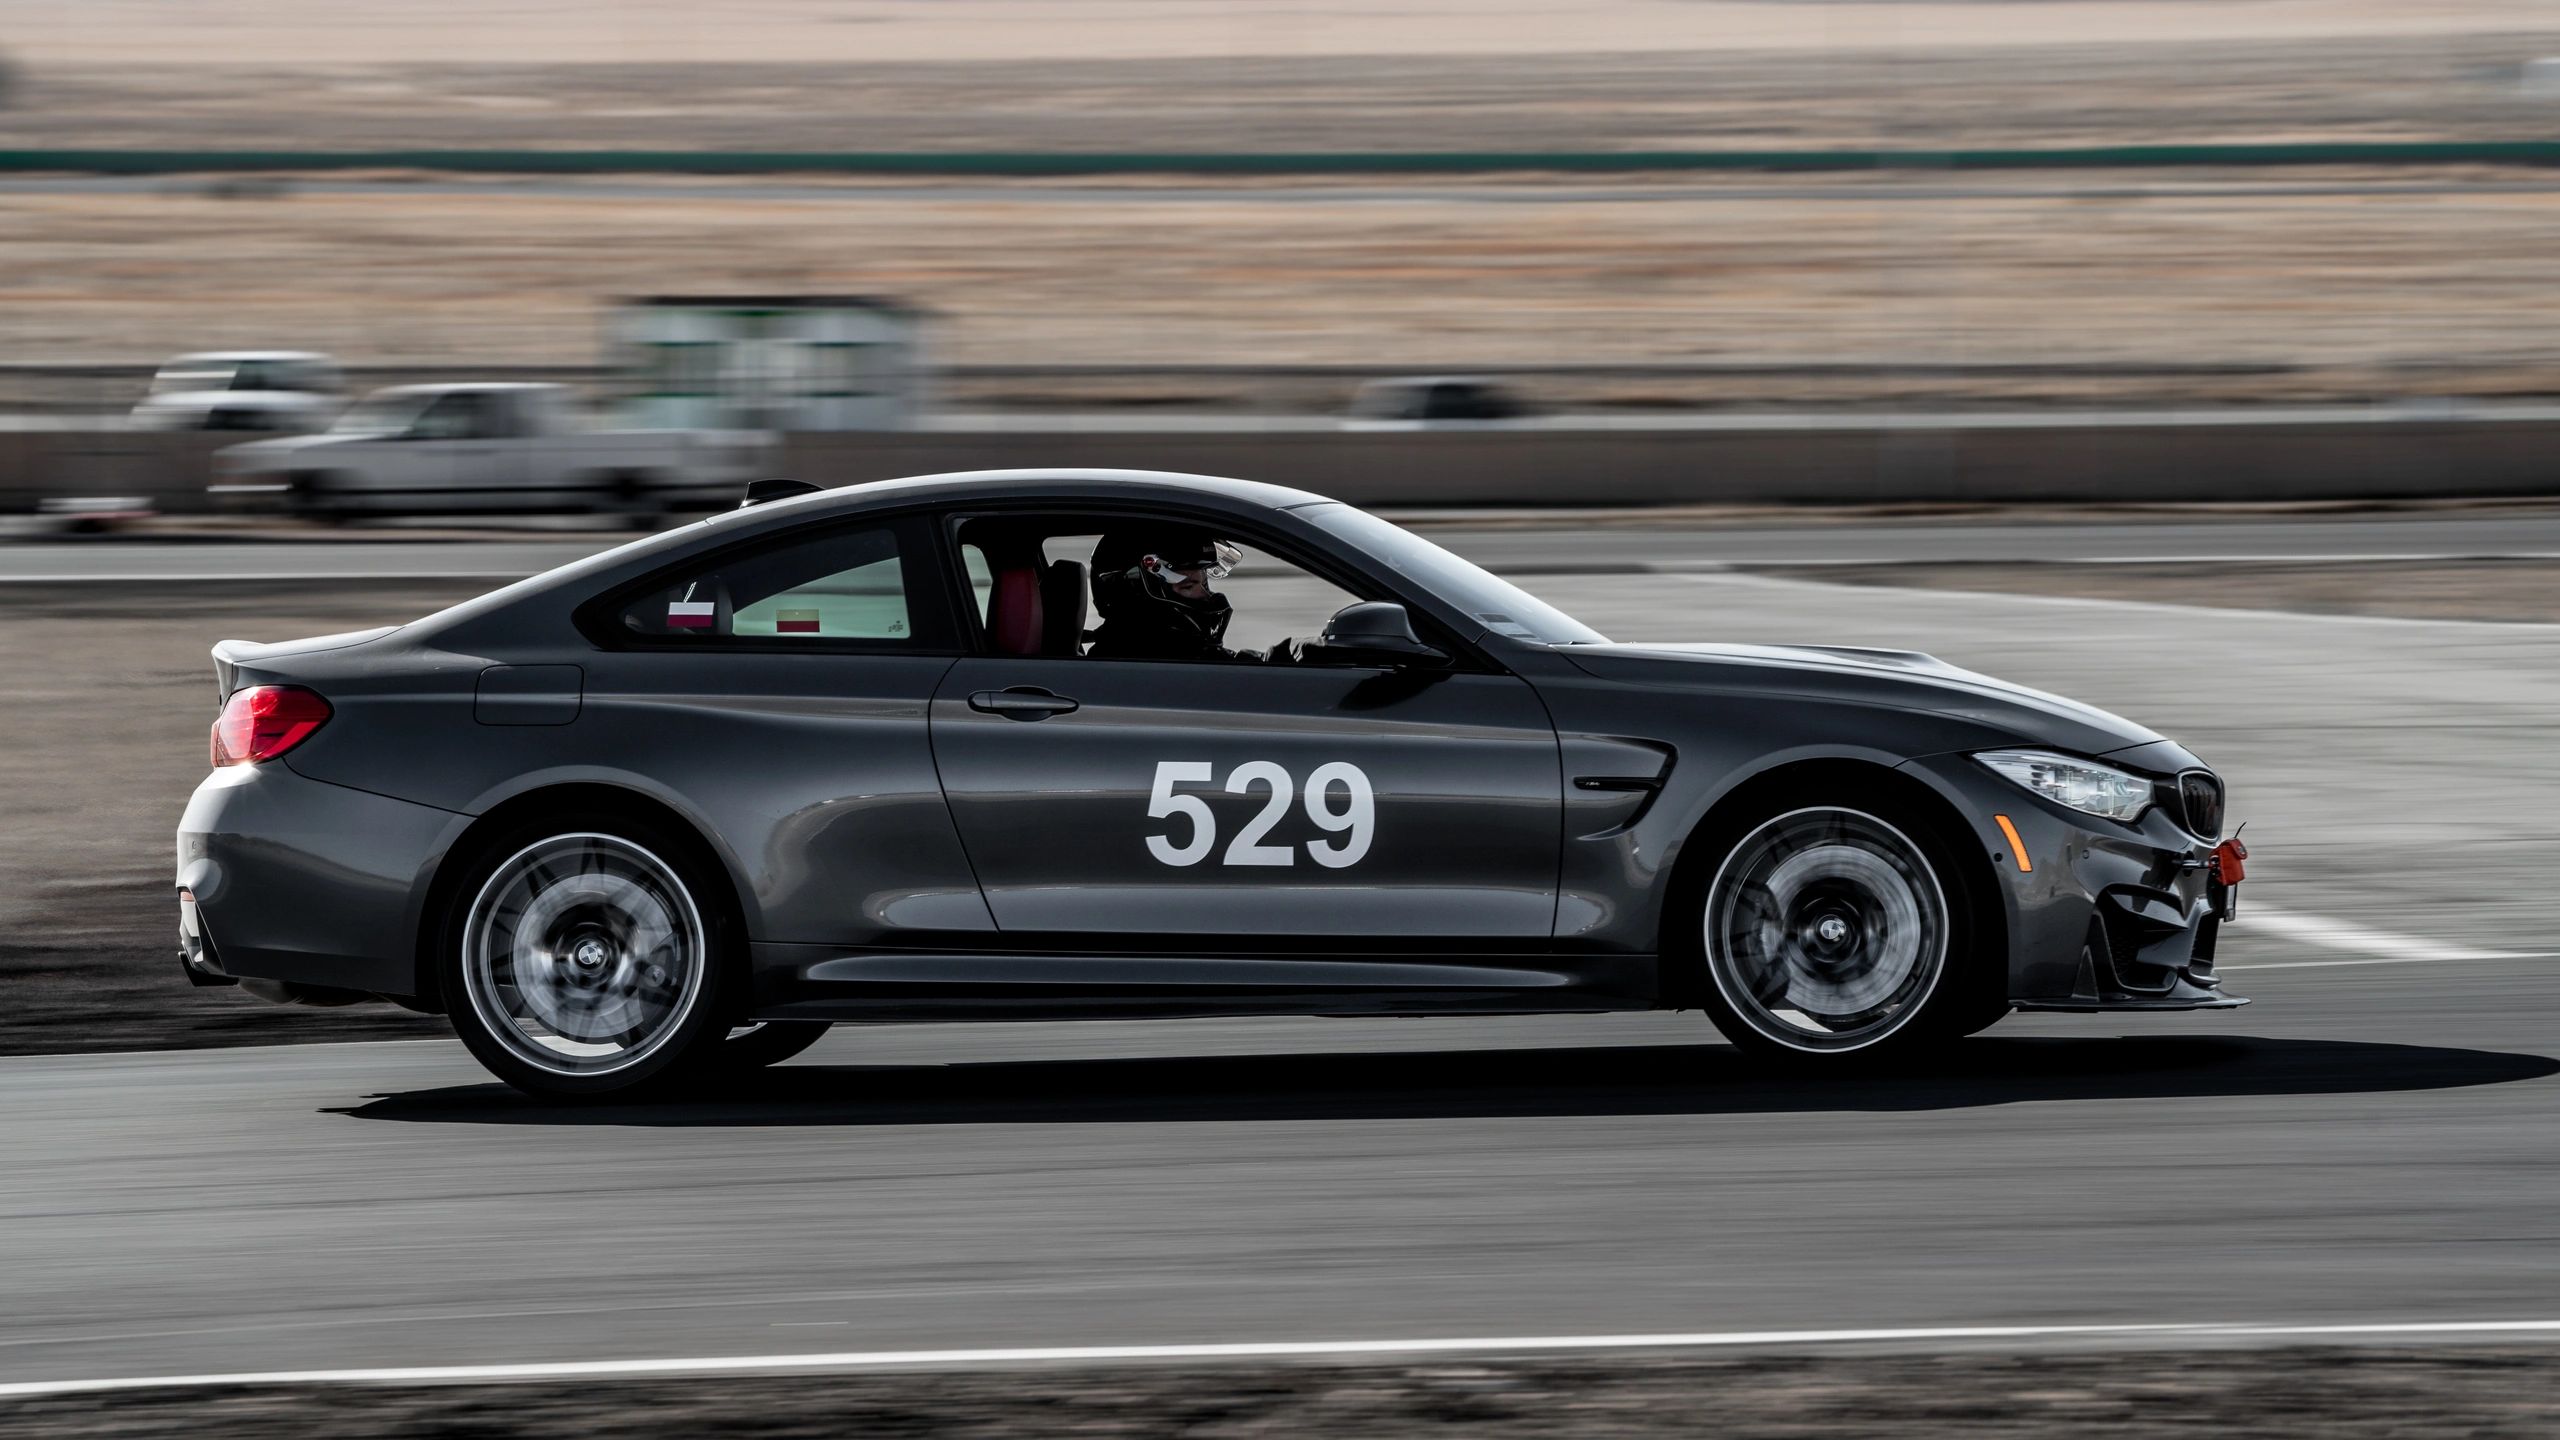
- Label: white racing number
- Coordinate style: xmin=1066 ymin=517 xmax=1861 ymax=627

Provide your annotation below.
xmin=1302 ymin=761 xmax=1376 ymax=869
xmin=1146 ymin=760 xmax=1377 ymax=868
xmin=1144 ymin=761 xmax=1217 ymax=866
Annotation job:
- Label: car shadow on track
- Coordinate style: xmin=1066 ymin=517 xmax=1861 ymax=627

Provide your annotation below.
xmin=329 ymin=1034 xmax=2558 ymax=1128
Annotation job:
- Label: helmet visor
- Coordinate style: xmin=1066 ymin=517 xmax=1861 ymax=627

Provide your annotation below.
xmin=1143 ymin=540 xmax=1242 ymax=584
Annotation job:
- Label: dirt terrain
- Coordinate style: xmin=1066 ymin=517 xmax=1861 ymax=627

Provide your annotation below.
xmin=7 ymin=1349 xmax=2557 ymax=1438
xmin=9 ymin=29 xmax=2557 ymax=153
xmin=0 ymin=580 xmax=471 ymax=1054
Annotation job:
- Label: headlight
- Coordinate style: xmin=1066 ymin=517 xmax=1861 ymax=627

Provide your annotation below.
xmin=1976 ymin=749 xmax=2153 ymax=822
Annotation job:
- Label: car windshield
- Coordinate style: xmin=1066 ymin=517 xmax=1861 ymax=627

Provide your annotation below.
xmin=1298 ymin=502 xmax=1607 ymax=645
xmin=151 ymin=364 xmax=237 ymax=394
xmin=331 ymin=392 xmax=436 ymax=434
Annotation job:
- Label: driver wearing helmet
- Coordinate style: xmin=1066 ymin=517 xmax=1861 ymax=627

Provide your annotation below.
xmin=1087 ymin=528 xmax=1304 ymax=663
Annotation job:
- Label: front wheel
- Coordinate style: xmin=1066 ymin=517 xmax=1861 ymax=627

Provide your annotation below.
xmin=444 ymin=824 xmax=733 ymax=1098
xmin=1694 ymin=803 xmax=1978 ymax=1059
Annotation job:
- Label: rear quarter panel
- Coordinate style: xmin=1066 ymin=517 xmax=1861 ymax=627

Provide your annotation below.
xmin=275 ymin=635 xmax=986 ymax=948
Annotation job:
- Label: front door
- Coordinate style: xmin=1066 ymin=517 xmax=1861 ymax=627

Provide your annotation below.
xmin=929 ymin=656 xmax=1562 ymax=943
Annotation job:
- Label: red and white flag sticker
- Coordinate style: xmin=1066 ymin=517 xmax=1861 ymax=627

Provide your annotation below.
xmin=667 ymin=600 xmax=715 ymax=629
xmin=776 ymin=608 xmax=820 ymax=634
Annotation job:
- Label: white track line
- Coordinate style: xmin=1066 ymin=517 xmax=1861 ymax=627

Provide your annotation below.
xmin=1682 ymin=568 xmax=2560 ymax=631
xmin=5 ymin=1321 xmax=2559 ymax=1398
xmin=2226 ymin=905 xmax=2557 ymax=969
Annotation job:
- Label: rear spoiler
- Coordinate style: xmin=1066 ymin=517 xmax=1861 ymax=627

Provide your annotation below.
xmin=211 ymin=627 xmax=400 ymax=700
xmin=211 ymin=638 xmax=259 ymax=701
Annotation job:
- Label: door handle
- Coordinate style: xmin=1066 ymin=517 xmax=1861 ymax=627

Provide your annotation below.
xmin=969 ymin=687 xmax=1080 ymax=719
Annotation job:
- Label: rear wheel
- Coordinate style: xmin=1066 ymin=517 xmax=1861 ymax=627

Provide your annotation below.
xmin=1692 ymin=801 xmax=1981 ymax=1060
xmin=443 ymin=821 xmax=733 ymax=1098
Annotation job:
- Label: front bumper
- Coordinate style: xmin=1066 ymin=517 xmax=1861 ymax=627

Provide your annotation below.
xmin=1900 ymin=751 xmax=2247 ymax=1012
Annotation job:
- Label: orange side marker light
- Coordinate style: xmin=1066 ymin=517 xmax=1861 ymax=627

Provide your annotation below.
xmin=1993 ymin=813 xmax=2033 ymax=872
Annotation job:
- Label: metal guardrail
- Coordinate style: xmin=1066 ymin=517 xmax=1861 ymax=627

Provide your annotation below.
xmin=6 ymin=143 xmax=2560 ymax=175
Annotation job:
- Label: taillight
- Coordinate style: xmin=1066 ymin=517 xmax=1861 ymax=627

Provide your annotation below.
xmin=211 ymin=685 xmax=332 ymax=767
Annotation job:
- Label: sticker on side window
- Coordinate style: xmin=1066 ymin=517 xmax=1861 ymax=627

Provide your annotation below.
xmin=667 ymin=601 xmax=715 ymax=630
xmin=776 ymin=608 xmax=820 ymax=634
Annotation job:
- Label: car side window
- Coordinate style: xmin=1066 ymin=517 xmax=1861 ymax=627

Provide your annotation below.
xmin=949 ymin=514 xmax=1372 ymax=663
xmin=961 ymin=542 xmax=996 ymax=628
xmin=410 ymin=393 xmax=481 ymax=440
xmin=619 ymin=523 xmax=925 ymax=646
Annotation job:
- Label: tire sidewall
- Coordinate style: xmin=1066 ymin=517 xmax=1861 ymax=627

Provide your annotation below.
xmin=438 ymin=813 xmax=739 ymax=1098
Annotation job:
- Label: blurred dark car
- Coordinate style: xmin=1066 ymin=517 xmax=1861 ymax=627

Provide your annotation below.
xmin=1343 ymin=375 xmax=1531 ymax=426
xmin=176 ymin=469 xmax=2247 ymax=1099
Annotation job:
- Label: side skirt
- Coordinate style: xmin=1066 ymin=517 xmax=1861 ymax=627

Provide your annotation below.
xmin=748 ymin=944 xmax=1659 ymax=1023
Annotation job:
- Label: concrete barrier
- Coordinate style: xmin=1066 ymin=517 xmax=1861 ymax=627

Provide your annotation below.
xmin=8 ymin=407 xmax=2557 ymax=515
xmin=780 ymin=408 xmax=2560 ymax=506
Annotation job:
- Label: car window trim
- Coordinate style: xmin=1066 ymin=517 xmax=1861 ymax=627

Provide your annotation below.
xmin=932 ymin=501 xmax=1506 ymax=673
xmin=575 ymin=509 xmax=970 ymax=655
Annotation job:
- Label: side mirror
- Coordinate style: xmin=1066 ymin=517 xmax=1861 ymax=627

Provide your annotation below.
xmin=1315 ymin=601 xmax=1447 ymax=666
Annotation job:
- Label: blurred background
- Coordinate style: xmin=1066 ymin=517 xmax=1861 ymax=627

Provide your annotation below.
xmin=6 ymin=4 xmax=2560 ymax=1430
xmin=6 ymin=0 xmax=2560 ymax=426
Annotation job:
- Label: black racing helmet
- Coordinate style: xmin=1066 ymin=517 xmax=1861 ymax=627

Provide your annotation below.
xmin=1090 ymin=527 xmax=1243 ymax=646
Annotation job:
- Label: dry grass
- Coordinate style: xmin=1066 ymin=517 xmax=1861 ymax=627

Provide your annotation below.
xmin=11 ymin=175 xmax=2560 ymax=408
xmin=10 ymin=19 xmax=2560 ymax=404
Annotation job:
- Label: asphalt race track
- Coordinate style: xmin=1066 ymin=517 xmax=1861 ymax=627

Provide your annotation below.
xmin=4 ymin=550 xmax=2558 ymax=1391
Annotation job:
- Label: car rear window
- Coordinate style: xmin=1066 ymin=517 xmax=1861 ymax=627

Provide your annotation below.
xmin=619 ymin=523 xmax=923 ymax=645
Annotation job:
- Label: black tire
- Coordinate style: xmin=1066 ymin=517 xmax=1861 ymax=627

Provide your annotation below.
xmin=590 ymin=470 xmax=665 ymax=521
xmin=1683 ymin=795 xmax=1991 ymax=1062
xmin=439 ymin=813 xmax=739 ymax=1099
xmin=710 ymin=1021 xmax=831 ymax=1073
xmin=286 ymin=472 xmax=349 ymax=526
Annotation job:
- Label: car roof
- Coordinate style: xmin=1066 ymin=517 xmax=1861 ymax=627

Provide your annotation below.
xmin=366 ymin=382 xmax=567 ymax=397
xmin=161 ymin=351 xmax=334 ymax=366
xmin=1358 ymin=375 xmax=1498 ymax=389
xmin=409 ymin=469 xmax=1343 ymax=645
xmin=742 ymin=468 xmax=1334 ymax=520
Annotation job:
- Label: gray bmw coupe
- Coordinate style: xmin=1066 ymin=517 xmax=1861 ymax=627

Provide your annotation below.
xmin=178 ymin=470 xmax=2247 ymax=1096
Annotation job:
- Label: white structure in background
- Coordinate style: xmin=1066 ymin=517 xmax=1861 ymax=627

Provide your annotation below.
xmin=2524 ymin=58 xmax=2560 ymax=97
xmin=607 ymin=296 xmax=926 ymax=431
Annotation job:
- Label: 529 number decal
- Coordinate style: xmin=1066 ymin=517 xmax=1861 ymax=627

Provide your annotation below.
xmin=1145 ymin=760 xmax=1376 ymax=869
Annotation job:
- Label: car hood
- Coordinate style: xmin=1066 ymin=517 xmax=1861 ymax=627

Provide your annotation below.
xmin=140 ymin=391 xmax=323 ymax=411
xmin=216 ymin=432 xmax=367 ymax=462
xmin=1560 ymin=641 xmax=2163 ymax=757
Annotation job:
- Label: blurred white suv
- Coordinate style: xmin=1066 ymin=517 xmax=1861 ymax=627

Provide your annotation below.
xmin=132 ymin=352 xmax=344 ymax=433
